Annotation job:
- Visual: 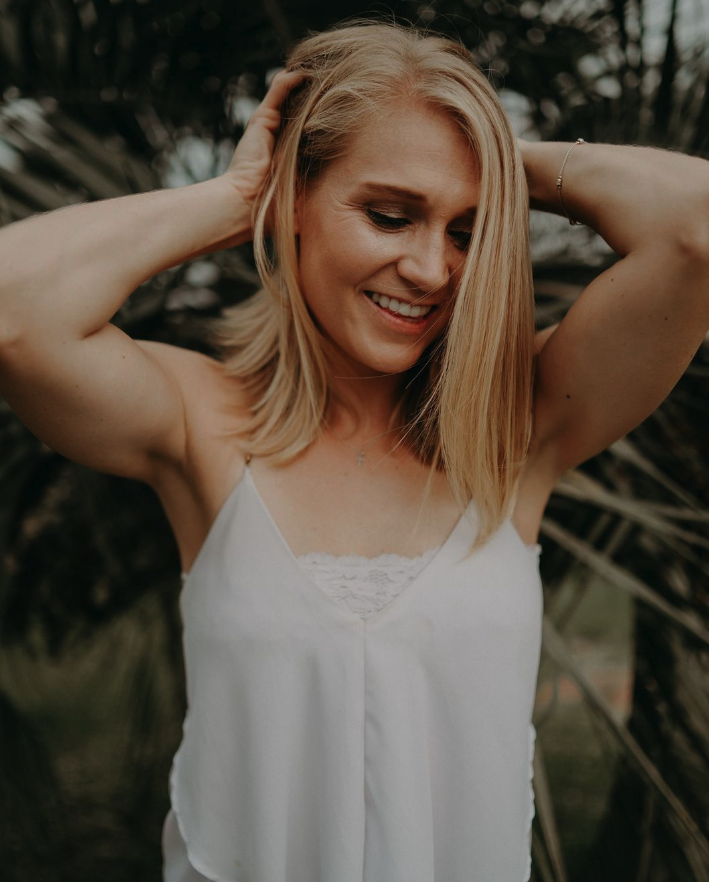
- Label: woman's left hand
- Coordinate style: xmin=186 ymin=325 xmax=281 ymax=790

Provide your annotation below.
xmin=524 ymin=139 xmax=709 ymax=484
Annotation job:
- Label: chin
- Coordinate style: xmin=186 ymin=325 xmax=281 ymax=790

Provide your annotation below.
xmin=350 ymin=342 xmax=433 ymax=377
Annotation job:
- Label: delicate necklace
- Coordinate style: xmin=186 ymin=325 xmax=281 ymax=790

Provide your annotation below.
xmin=324 ymin=420 xmax=401 ymax=467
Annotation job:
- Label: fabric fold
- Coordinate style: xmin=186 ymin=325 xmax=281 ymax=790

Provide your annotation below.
xmin=163 ymin=466 xmax=544 ymax=882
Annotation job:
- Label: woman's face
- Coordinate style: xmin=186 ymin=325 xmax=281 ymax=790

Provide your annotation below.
xmin=295 ymin=99 xmax=481 ymax=380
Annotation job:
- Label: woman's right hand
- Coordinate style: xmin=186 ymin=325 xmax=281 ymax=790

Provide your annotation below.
xmin=223 ymin=70 xmax=308 ymax=214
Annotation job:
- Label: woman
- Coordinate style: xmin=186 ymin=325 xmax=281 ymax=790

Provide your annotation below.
xmin=1 ymin=18 xmax=708 ymax=882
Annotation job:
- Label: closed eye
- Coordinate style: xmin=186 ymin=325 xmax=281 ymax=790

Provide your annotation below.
xmin=365 ymin=208 xmax=411 ymax=229
xmin=449 ymin=229 xmax=472 ymax=251
xmin=366 ymin=208 xmax=471 ymax=250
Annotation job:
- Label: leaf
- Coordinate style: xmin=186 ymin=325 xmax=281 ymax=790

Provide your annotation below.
xmin=556 ymin=470 xmax=709 ymax=548
xmin=541 ymin=517 xmax=709 ymax=649
xmin=542 ymin=617 xmax=709 ymax=871
xmin=532 ymin=738 xmax=569 ymax=882
xmin=610 ymin=438 xmax=708 ymax=512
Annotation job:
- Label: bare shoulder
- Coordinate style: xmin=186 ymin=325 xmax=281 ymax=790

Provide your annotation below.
xmin=136 ymin=337 xmax=246 ymax=409
xmin=134 ymin=339 xmax=225 ymax=400
xmin=134 ymin=340 xmax=249 ymax=469
xmin=135 ymin=341 xmax=251 ymax=572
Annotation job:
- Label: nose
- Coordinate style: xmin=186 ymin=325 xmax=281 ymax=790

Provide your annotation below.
xmin=396 ymin=229 xmax=452 ymax=299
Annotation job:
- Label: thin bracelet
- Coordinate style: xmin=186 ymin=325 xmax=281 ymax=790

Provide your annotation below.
xmin=556 ymin=138 xmax=586 ymax=225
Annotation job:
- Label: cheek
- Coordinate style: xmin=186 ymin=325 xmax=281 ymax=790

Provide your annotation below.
xmin=300 ymin=218 xmax=390 ymax=295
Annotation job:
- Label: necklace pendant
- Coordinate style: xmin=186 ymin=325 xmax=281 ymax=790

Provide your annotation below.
xmin=356 ymin=450 xmax=365 ymax=467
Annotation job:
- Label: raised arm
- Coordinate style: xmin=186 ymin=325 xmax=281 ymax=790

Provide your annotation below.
xmin=0 ymin=71 xmax=302 ymax=485
xmin=520 ymin=139 xmax=709 ymax=478
xmin=0 ymin=176 xmax=251 ymax=483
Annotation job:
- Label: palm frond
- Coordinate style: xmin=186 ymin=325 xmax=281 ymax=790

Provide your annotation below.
xmin=1 ymin=0 xmax=709 ymax=878
xmin=542 ymin=616 xmax=709 ymax=879
xmin=541 ymin=518 xmax=709 ymax=649
xmin=531 ymin=737 xmax=569 ymax=882
xmin=555 ymin=470 xmax=709 ymax=547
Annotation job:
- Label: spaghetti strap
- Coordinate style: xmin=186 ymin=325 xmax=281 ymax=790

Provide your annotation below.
xmin=167 ymin=461 xmax=543 ymax=882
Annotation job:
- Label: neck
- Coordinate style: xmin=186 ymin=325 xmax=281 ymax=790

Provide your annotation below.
xmin=325 ymin=360 xmax=406 ymax=437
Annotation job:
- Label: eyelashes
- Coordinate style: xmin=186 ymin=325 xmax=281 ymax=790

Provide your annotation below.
xmin=448 ymin=229 xmax=473 ymax=250
xmin=365 ymin=208 xmax=472 ymax=251
xmin=365 ymin=208 xmax=410 ymax=229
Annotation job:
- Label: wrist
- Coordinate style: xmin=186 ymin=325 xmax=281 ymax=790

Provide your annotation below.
xmin=213 ymin=175 xmax=254 ymax=248
xmin=522 ymin=140 xmax=588 ymax=217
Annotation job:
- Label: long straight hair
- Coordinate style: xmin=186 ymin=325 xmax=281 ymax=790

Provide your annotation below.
xmin=206 ymin=20 xmax=535 ymax=554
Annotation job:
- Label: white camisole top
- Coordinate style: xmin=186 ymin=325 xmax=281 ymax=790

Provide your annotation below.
xmin=163 ymin=461 xmax=543 ymax=882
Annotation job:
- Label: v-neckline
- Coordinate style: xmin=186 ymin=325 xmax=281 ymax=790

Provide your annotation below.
xmin=244 ymin=463 xmax=475 ymax=628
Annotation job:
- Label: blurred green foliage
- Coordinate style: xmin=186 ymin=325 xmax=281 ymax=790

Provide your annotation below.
xmin=1 ymin=1 xmax=709 ymax=880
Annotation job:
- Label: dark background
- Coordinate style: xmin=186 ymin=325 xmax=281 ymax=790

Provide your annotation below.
xmin=1 ymin=1 xmax=709 ymax=879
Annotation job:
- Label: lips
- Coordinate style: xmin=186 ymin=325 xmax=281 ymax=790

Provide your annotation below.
xmin=361 ymin=289 xmax=440 ymax=334
xmin=364 ymin=290 xmax=439 ymax=319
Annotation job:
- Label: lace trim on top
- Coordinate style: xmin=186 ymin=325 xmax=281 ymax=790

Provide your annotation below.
xmin=295 ymin=547 xmax=441 ymax=620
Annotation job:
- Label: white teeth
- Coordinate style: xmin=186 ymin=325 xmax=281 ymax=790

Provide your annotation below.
xmin=368 ymin=292 xmax=432 ymax=318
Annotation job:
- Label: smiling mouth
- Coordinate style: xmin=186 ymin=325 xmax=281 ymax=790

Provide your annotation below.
xmin=365 ymin=291 xmax=438 ymax=319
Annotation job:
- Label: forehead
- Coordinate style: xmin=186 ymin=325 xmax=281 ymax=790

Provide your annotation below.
xmin=321 ymin=100 xmax=480 ymax=210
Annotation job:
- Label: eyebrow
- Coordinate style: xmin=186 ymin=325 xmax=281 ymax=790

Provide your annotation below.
xmin=357 ymin=182 xmax=478 ymax=217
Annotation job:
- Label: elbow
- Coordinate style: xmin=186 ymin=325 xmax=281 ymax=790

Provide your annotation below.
xmin=676 ymin=192 xmax=709 ymax=264
xmin=0 ymin=314 xmax=25 ymax=352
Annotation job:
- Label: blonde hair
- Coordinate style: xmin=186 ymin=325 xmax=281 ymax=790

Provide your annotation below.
xmin=206 ymin=19 xmax=535 ymax=554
